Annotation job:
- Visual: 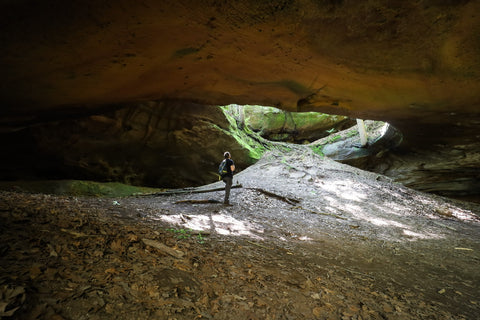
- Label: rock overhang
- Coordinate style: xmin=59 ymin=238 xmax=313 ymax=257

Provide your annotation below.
xmin=1 ymin=0 xmax=480 ymax=145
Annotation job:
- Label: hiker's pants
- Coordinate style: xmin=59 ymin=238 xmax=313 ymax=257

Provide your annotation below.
xmin=223 ymin=176 xmax=232 ymax=202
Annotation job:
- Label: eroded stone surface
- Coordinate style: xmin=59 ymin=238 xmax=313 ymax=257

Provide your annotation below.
xmin=0 ymin=101 xmax=255 ymax=187
xmin=241 ymin=105 xmax=354 ymax=143
xmin=1 ymin=0 xmax=479 ymax=132
xmin=1 ymin=0 xmax=480 ymax=195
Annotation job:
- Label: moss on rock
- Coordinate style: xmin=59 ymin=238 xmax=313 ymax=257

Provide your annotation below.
xmin=219 ymin=106 xmax=270 ymax=162
xmin=0 ymin=180 xmax=163 ymax=197
xmin=238 ymin=105 xmax=354 ymax=143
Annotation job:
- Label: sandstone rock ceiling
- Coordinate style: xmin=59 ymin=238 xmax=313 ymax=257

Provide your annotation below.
xmin=1 ymin=0 xmax=479 ymax=145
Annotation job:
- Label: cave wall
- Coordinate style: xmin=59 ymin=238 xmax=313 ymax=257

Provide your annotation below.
xmin=1 ymin=0 xmax=479 ymax=139
xmin=367 ymin=143 xmax=480 ymax=200
xmin=0 ymin=102 xmax=254 ymax=187
xmin=1 ymin=102 xmax=356 ymax=187
xmin=1 ymin=0 xmax=480 ymax=194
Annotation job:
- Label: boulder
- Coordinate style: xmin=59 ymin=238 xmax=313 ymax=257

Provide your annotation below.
xmin=314 ymin=121 xmax=403 ymax=167
xmin=241 ymin=105 xmax=354 ymax=143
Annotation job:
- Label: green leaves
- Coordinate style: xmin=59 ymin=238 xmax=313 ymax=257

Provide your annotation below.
xmin=166 ymin=228 xmax=206 ymax=244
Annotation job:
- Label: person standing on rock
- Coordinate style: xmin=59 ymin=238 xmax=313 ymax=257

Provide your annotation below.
xmin=221 ymin=151 xmax=235 ymax=205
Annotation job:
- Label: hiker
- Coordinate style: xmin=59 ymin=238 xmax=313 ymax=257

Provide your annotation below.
xmin=221 ymin=151 xmax=235 ymax=204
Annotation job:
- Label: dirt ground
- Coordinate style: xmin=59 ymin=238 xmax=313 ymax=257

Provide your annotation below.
xmin=1 ymin=148 xmax=479 ymax=319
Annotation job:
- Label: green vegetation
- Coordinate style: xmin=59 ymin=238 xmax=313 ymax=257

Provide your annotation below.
xmin=327 ymin=135 xmax=342 ymax=143
xmin=275 ymin=144 xmax=292 ymax=153
xmin=218 ymin=104 xmax=359 ymax=164
xmin=346 ymin=130 xmax=358 ymax=138
xmin=291 ymin=112 xmax=333 ymax=128
xmin=0 ymin=180 xmax=163 ymax=197
xmin=310 ymin=144 xmax=325 ymax=157
xmin=242 ymin=105 xmax=344 ymax=136
xmin=166 ymin=228 xmax=206 ymax=244
xmin=219 ymin=105 xmax=271 ymax=161
xmin=243 ymin=105 xmax=287 ymax=131
xmin=326 ymin=128 xmax=336 ymax=134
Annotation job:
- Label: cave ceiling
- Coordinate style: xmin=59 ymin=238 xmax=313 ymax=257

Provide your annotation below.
xmin=1 ymin=0 xmax=480 ymax=144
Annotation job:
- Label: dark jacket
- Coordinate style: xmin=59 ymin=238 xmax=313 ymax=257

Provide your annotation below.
xmin=224 ymin=158 xmax=234 ymax=178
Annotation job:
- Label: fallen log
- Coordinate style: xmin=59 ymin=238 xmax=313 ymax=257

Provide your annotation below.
xmin=139 ymin=184 xmax=243 ymax=196
xmin=247 ymin=187 xmax=300 ymax=205
xmin=141 ymin=238 xmax=184 ymax=258
xmin=175 ymin=199 xmax=222 ymax=204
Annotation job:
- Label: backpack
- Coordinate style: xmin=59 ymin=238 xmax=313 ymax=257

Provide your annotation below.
xmin=218 ymin=159 xmax=227 ymax=179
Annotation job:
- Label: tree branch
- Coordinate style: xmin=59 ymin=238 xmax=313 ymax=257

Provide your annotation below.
xmin=247 ymin=188 xmax=300 ymax=205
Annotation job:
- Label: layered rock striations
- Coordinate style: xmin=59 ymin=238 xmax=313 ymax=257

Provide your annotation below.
xmin=1 ymin=1 xmax=479 ymax=132
xmin=0 ymin=102 xmax=253 ymax=187
xmin=0 ymin=0 xmax=479 ymax=196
